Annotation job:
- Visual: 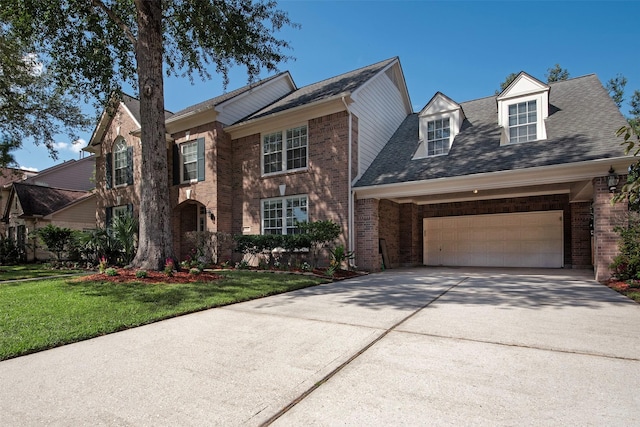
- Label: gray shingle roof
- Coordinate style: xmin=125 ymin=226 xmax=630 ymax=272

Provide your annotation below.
xmin=355 ymin=74 xmax=630 ymax=187
xmin=170 ymin=72 xmax=291 ymax=120
xmin=121 ymin=93 xmax=173 ymax=123
xmin=238 ymin=57 xmax=398 ymax=123
xmin=12 ymin=182 xmax=91 ymax=217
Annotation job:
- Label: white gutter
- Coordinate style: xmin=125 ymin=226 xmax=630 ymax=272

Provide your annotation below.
xmin=354 ymin=156 xmax=635 ymax=200
xmin=341 ymin=96 xmax=355 ymax=266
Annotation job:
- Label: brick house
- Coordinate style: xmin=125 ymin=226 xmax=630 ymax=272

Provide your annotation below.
xmin=353 ymin=72 xmax=633 ymax=281
xmin=86 ymin=60 xmax=633 ymax=280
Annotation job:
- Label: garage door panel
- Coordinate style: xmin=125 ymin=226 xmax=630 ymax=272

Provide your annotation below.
xmin=424 ymin=211 xmax=563 ymax=268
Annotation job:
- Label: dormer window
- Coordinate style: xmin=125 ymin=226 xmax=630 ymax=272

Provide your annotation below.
xmin=497 ymin=72 xmax=549 ymax=145
xmin=413 ymin=92 xmax=464 ymax=160
xmin=427 ymin=118 xmax=451 ymax=156
xmin=508 ymin=100 xmax=537 ymax=143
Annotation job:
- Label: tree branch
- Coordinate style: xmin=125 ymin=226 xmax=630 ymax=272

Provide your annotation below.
xmin=90 ymin=0 xmax=137 ymax=47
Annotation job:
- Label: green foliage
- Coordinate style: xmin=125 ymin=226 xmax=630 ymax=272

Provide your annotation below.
xmin=183 ymin=231 xmax=234 ymax=267
xmin=135 ymin=270 xmax=148 ymax=279
xmin=189 ymin=268 xmax=201 ymax=276
xmin=111 ymin=213 xmax=138 ymax=265
xmin=329 ymin=244 xmax=355 ymax=270
xmin=610 ymin=214 xmax=640 ymax=281
xmin=607 ymin=74 xmax=628 ymax=109
xmin=297 ymin=220 xmax=341 ymax=267
xmin=613 ymin=125 xmax=640 ymax=208
xmin=0 ymin=26 xmax=90 ymax=168
xmin=34 ymin=224 xmax=74 ymax=261
xmin=104 ymin=267 xmax=118 ymax=277
xmin=0 ymin=237 xmax=25 ymax=265
xmin=496 ymin=72 xmax=519 ymax=94
xmin=546 ymin=64 xmax=569 ymax=83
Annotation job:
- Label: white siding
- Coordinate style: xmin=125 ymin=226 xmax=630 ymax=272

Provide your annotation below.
xmin=216 ymin=77 xmax=293 ymax=125
xmin=350 ymin=67 xmax=409 ymax=180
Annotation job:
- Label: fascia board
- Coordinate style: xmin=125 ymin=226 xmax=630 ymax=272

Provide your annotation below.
xmin=354 ymin=156 xmax=636 ymax=200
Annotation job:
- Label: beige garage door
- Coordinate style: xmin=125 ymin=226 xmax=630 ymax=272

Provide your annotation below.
xmin=423 ymin=211 xmax=563 ymax=268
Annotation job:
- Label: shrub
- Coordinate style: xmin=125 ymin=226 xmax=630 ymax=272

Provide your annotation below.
xmin=164 ymin=258 xmax=175 ymax=276
xmin=135 ymin=270 xmax=148 ymax=278
xmin=189 ymin=267 xmax=201 ymax=276
xmin=329 ymin=244 xmax=355 ymax=270
xmin=98 ymin=256 xmax=108 ymax=274
xmin=33 ymin=224 xmax=74 ymax=261
xmin=0 ymin=237 xmax=24 ymax=265
xmin=610 ymin=213 xmax=640 ymax=281
xmin=105 ymin=267 xmax=118 ymax=276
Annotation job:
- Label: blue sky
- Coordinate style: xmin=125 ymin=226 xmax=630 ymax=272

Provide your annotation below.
xmin=14 ymin=0 xmax=640 ymax=172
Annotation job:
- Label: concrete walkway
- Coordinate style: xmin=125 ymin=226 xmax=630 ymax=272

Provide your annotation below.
xmin=1 ymin=268 xmax=639 ymax=426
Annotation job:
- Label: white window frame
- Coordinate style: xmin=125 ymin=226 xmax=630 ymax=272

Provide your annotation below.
xmin=426 ymin=117 xmax=451 ymax=156
xmin=261 ymin=195 xmax=308 ymax=235
xmin=508 ymin=99 xmax=537 ymax=143
xmin=199 ymin=206 xmax=207 ymax=232
xmin=180 ymin=140 xmax=198 ymax=183
xmin=262 ymin=124 xmax=308 ymax=175
xmin=113 ymin=138 xmax=128 ymax=187
xmin=498 ymin=92 xmax=548 ymax=145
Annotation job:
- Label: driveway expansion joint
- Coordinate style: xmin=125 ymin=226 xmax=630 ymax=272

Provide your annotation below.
xmin=259 ymin=276 xmax=470 ymax=426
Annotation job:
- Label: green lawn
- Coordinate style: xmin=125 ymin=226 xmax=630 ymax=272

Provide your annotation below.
xmin=0 ymin=271 xmax=329 ymax=361
xmin=0 ymin=264 xmax=84 ymax=281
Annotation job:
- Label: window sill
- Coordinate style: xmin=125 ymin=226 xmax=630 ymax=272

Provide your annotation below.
xmin=261 ymin=168 xmax=309 ymax=179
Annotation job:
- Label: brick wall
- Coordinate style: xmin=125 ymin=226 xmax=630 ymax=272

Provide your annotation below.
xmin=231 ymin=111 xmax=351 ymax=248
xmin=379 ymin=199 xmax=400 ymax=268
xmin=593 ymin=176 xmax=628 ymax=281
xmin=355 ymin=198 xmax=380 ymax=271
xmin=571 ymin=202 xmax=592 ymax=268
xmin=399 ymin=203 xmax=421 ymax=266
xmin=95 ymin=104 xmax=141 ymax=227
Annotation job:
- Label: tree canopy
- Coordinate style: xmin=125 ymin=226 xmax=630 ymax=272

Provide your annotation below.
xmin=1 ymin=0 xmax=297 ymax=269
xmin=0 ymin=27 xmax=90 ymax=167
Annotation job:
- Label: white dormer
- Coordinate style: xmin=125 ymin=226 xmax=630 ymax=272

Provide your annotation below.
xmin=413 ymin=92 xmax=465 ymax=159
xmin=497 ymin=72 xmax=550 ymax=145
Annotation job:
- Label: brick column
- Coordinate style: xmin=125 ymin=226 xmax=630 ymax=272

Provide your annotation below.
xmin=570 ymin=202 xmax=592 ymax=269
xmin=355 ymin=198 xmax=380 ymax=271
xmin=593 ymin=175 xmax=628 ymax=281
xmin=399 ymin=203 xmax=421 ymax=266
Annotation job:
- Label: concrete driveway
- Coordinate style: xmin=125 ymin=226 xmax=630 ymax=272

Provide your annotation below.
xmin=1 ymin=268 xmax=639 ymax=426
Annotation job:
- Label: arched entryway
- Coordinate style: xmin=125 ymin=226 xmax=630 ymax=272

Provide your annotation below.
xmin=173 ymin=200 xmax=207 ymax=262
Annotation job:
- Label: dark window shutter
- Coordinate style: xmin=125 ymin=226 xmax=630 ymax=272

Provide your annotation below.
xmin=126 ymin=147 xmax=133 ymax=185
xmin=197 ymin=138 xmax=205 ymax=182
xmin=105 ymin=153 xmax=113 ymax=189
xmin=173 ymin=144 xmax=180 ymax=185
xmin=106 ymin=206 xmax=113 ymax=228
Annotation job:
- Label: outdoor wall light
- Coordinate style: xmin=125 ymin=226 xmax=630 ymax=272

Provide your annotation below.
xmin=607 ymin=166 xmax=620 ymax=193
xmin=206 ymin=209 xmax=215 ymax=221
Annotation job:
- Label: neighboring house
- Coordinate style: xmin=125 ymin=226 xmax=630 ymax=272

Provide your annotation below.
xmin=86 ymin=60 xmax=632 ymax=280
xmin=2 ymin=157 xmax=96 ymax=261
xmin=0 ymin=168 xmax=37 ymax=236
xmin=353 ymin=72 xmax=633 ymax=281
xmin=2 ymin=183 xmax=96 ymax=260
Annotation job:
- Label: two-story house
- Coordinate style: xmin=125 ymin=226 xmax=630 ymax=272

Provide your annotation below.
xmin=86 ymin=60 xmax=632 ymax=280
xmin=86 ymin=57 xmax=411 ymax=262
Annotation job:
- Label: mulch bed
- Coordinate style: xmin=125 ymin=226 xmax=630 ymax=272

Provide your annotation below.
xmin=78 ymin=269 xmax=223 ymax=284
xmin=76 ymin=267 xmax=364 ymax=284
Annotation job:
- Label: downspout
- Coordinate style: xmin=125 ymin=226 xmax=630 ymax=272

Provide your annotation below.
xmin=341 ymin=96 xmax=355 ymax=267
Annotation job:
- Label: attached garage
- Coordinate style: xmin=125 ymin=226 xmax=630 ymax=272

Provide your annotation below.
xmin=423 ymin=211 xmax=564 ymax=268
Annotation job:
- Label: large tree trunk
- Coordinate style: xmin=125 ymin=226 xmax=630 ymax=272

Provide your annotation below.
xmin=131 ymin=0 xmax=174 ymax=270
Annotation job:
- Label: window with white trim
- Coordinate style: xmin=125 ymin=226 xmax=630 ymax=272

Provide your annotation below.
xmin=262 ymin=195 xmax=308 ymax=235
xmin=181 ymin=141 xmax=198 ymax=182
xmin=113 ymin=139 xmax=128 ymax=186
xmin=426 ymin=118 xmax=451 ymax=156
xmin=508 ymin=100 xmax=537 ymax=143
xmin=262 ymin=125 xmax=307 ymax=174
xmin=112 ymin=205 xmax=129 ymax=219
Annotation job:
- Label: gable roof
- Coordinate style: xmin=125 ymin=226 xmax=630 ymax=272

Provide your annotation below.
xmin=8 ymin=182 xmax=92 ymax=217
xmin=168 ymin=72 xmax=294 ymax=122
xmin=355 ymin=74 xmax=630 ymax=188
xmin=0 ymin=168 xmax=35 ymax=187
xmin=236 ymin=57 xmax=399 ymax=124
xmin=24 ymin=156 xmax=95 ymax=191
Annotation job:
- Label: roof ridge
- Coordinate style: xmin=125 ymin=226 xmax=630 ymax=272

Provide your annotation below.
xmin=293 ymin=57 xmax=397 ymax=92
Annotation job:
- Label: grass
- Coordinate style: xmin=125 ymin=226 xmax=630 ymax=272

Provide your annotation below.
xmin=0 ymin=264 xmax=83 ymax=281
xmin=0 ymin=271 xmax=329 ymax=361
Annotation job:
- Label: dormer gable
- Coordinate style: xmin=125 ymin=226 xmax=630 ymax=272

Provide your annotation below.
xmin=413 ymin=92 xmax=465 ymax=159
xmin=497 ymin=72 xmax=550 ymax=145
